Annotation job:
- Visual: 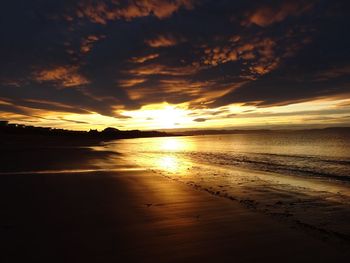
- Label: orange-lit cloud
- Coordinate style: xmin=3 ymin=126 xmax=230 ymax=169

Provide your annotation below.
xmin=203 ymin=45 xmax=239 ymax=66
xmin=127 ymin=63 xmax=198 ymax=76
xmin=202 ymin=36 xmax=280 ymax=78
xmin=34 ymin=66 xmax=89 ymax=88
xmin=125 ymin=78 xmax=204 ymax=101
xmin=80 ymin=35 xmax=104 ymax=53
xmin=118 ymin=78 xmax=147 ymax=88
xmin=23 ymin=99 xmax=90 ymax=113
xmin=145 ymin=34 xmax=185 ymax=48
xmin=74 ymin=0 xmax=196 ymax=24
xmin=123 ymin=76 xmax=240 ymax=108
xmin=243 ymin=1 xmax=314 ymax=27
xmin=130 ymin=53 xmax=159 ymax=63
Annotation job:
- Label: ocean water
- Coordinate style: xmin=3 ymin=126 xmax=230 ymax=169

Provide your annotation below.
xmin=104 ymin=130 xmax=350 ymax=182
xmin=102 ymin=130 xmax=350 ymax=239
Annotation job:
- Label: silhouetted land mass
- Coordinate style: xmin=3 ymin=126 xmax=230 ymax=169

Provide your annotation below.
xmin=1 ymin=121 xmax=349 ymax=143
xmin=0 ymin=120 xmax=171 ymax=142
xmin=0 ymin=121 xmax=172 ymax=172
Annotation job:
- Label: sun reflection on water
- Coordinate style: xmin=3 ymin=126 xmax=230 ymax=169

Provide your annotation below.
xmin=157 ymin=156 xmax=180 ymax=172
xmin=143 ymin=137 xmax=195 ymax=174
xmin=161 ymin=138 xmax=182 ymax=151
xmin=99 ymin=136 xmax=196 ymax=175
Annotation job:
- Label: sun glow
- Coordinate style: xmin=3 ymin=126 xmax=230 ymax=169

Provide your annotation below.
xmin=162 ymin=138 xmax=182 ymax=151
xmin=158 ymin=156 xmax=180 ymax=172
xmin=123 ymin=103 xmax=192 ymax=129
xmin=154 ymin=105 xmax=185 ymax=128
xmin=4 ymin=97 xmax=349 ymax=131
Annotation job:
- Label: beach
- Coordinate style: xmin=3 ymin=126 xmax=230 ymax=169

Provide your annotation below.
xmin=1 ymin=133 xmax=350 ymax=262
xmin=1 ymin=0 xmax=350 ymax=261
xmin=1 ymin=169 xmax=349 ymax=262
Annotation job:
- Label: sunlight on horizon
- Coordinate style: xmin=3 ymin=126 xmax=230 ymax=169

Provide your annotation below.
xmin=2 ymin=98 xmax=349 ymax=131
xmin=124 ymin=103 xmax=191 ymax=129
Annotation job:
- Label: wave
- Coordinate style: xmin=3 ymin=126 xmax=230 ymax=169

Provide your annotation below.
xmin=178 ymin=151 xmax=350 ymax=182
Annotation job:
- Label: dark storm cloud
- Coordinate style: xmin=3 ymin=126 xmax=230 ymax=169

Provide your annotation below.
xmin=1 ymin=0 xmax=350 ymax=118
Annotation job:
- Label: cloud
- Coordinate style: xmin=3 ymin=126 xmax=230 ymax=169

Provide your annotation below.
xmin=313 ymin=66 xmax=350 ymax=82
xmin=193 ymin=118 xmax=207 ymax=122
xmin=118 ymin=78 xmax=147 ymax=88
xmin=123 ymin=78 xmax=205 ymax=102
xmin=213 ymin=72 xmax=350 ymax=108
xmin=73 ymin=0 xmax=196 ymax=24
xmin=1 ymin=0 xmax=350 ymax=126
xmin=61 ymin=118 xmax=90 ymax=124
xmin=20 ymin=99 xmax=91 ymax=114
xmin=130 ymin=53 xmax=160 ymax=63
xmin=0 ymin=101 xmax=28 ymax=116
xmin=34 ymin=66 xmax=89 ymax=88
xmin=127 ymin=63 xmax=198 ymax=76
xmin=80 ymin=35 xmax=104 ymax=54
xmin=201 ymin=36 xmax=280 ymax=78
xmin=145 ymin=34 xmax=185 ymax=48
xmin=243 ymin=1 xmax=314 ymax=27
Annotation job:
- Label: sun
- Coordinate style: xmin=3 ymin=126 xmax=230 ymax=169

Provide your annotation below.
xmin=155 ymin=105 xmax=185 ymax=129
xmin=123 ymin=102 xmax=191 ymax=130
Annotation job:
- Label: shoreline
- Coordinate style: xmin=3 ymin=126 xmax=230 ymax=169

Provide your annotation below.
xmin=1 ymin=169 xmax=349 ymax=262
xmin=1 ymin=133 xmax=350 ymax=261
xmin=148 ymin=160 xmax=350 ymax=244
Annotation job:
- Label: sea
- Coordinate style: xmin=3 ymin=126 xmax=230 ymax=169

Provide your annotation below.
xmin=103 ymin=130 xmax=350 ymax=182
xmin=101 ymin=130 xmax=350 ymax=239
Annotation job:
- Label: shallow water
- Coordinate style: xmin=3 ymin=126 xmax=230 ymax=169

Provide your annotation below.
xmin=99 ymin=131 xmax=350 ymax=241
xmin=103 ymin=131 xmax=350 ymax=181
xmin=2 ymin=131 xmax=350 ymax=244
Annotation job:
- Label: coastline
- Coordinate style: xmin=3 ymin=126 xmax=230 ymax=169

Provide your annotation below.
xmin=1 ymin=169 xmax=349 ymax=262
xmin=1 ymin=134 xmax=350 ymax=262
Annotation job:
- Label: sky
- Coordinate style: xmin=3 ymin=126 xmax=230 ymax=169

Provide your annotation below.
xmin=1 ymin=0 xmax=350 ymax=131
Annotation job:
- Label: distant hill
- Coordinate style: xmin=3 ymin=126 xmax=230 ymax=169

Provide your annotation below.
xmin=1 ymin=121 xmax=349 ymax=141
xmin=0 ymin=121 xmax=172 ymax=140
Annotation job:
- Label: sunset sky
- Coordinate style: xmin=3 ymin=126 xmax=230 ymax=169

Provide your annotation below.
xmin=1 ymin=0 xmax=350 ymax=130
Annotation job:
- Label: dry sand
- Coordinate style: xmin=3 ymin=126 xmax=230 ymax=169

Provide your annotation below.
xmin=1 ymin=169 xmax=349 ymax=262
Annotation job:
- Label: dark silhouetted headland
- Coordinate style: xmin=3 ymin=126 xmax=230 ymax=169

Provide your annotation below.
xmin=0 ymin=120 xmax=172 ymax=142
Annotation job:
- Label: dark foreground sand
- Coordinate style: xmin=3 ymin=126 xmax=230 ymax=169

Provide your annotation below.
xmin=1 ymin=169 xmax=349 ymax=262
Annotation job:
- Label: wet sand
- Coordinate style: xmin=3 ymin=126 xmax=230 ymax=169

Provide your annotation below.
xmin=1 ymin=169 xmax=349 ymax=262
xmin=0 ymin=134 xmax=116 ymax=173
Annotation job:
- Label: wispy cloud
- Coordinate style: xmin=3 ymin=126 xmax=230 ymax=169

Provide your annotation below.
xmin=34 ymin=66 xmax=89 ymax=88
xmin=145 ymin=34 xmax=185 ymax=48
xmin=242 ymin=0 xmax=315 ymax=27
xmin=72 ymin=0 xmax=196 ymax=24
xmin=130 ymin=53 xmax=160 ymax=63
